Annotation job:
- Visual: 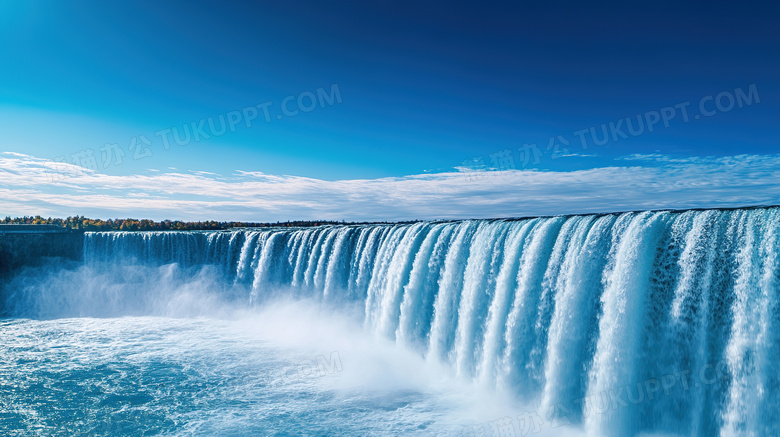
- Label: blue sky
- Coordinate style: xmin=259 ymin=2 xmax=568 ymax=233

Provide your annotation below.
xmin=1 ymin=1 xmax=779 ymax=221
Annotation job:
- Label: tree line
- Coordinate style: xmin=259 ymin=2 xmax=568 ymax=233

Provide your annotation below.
xmin=1 ymin=216 xmax=359 ymax=231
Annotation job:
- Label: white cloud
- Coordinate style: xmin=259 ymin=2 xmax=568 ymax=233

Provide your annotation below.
xmin=559 ymin=153 xmax=599 ymax=158
xmin=615 ymin=153 xmax=716 ymax=164
xmin=0 ymin=152 xmax=779 ymax=221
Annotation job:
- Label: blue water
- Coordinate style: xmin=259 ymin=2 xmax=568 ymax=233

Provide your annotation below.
xmin=2 ymin=207 xmax=779 ymax=436
xmin=0 ymin=315 xmax=471 ymax=436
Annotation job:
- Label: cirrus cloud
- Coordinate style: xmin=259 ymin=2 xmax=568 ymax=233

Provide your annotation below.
xmin=1 ymin=152 xmax=779 ymax=221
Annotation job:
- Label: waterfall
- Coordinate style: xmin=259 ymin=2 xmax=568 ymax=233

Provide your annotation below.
xmin=56 ymin=207 xmax=778 ymax=435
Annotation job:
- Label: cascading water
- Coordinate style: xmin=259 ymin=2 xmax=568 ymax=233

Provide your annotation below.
xmin=4 ymin=207 xmax=779 ymax=436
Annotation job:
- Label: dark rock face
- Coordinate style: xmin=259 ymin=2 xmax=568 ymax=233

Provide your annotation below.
xmin=0 ymin=227 xmax=84 ymax=277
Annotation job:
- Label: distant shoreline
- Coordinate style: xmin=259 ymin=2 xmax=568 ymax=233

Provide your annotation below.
xmin=3 ymin=204 xmax=779 ymax=232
